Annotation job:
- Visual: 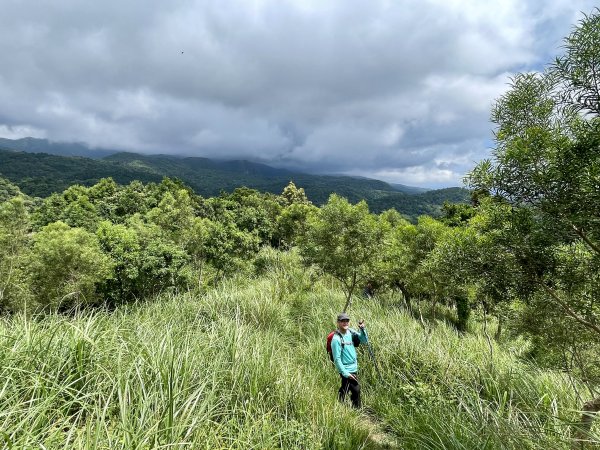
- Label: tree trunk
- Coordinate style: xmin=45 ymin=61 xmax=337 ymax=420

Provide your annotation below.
xmin=574 ymin=396 xmax=600 ymax=447
xmin=399 ymin=283 xmax=411 ymax=310
xmin=342 ymin=272 xmax=357 ymax=313
xmin=431 ymin=297 xmax=438 ymax=322
xmin=417 ymin=300 xmax=427 ymax=330
xmin=343 ymin=292 xmax=352 ymax=313
xmin=197 ymin=259 xmax=204 ymax=291
xmin=482 ymin=306 xmax=494 ymax=368
xmin=494 ymin=315 xmax=503 ymax=341
xmin=430 ymin=276 xmax=438 ymax=321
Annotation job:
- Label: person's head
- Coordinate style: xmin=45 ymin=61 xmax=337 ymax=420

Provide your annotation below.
xmin=337 ymin=313 xmax=350 ymax=332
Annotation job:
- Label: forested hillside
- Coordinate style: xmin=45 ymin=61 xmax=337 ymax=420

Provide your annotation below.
xmin=0 ymin=149 xmax=164 ymax=196
xmin=0 ymin=146 xmax=470 ymax=218
xmin=0 ymin=170 xmax=598 ymax=447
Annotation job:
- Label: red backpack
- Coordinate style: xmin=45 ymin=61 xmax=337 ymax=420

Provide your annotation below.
xmin=326 ymin=330 xmax=360 ymax=361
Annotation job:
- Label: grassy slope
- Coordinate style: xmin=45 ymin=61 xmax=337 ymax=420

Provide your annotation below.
xmin=0 ymin=249 xmax=593 ymax=449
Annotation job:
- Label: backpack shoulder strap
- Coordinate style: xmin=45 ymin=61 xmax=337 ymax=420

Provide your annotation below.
xmin=335 ymin=330 xmax=346 ymax=348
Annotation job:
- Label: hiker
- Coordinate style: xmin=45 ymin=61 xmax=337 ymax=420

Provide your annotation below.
xmin=331 ymin=313 xmax=368 ymax=408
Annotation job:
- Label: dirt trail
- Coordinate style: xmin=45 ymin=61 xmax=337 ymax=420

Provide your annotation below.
xmin=358 ymin=413 xmax=402 ymax=449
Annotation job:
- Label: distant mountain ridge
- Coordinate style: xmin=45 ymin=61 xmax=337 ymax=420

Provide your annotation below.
xmin=105 ymin=152 xmax=295 ymax=178
xmin=0 ymin=138 xmax=471 ymax=218
xmin=1 ymin=137 xmax=422 ymax=192
xmin=0 ymin=137 xmax=117 ymax=159
xmin=389 ymin=183 xmax=429 ymax=194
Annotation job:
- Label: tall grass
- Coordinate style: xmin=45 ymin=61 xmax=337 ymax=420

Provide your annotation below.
xmin=0 ymin=248 xmax=596 ymax=449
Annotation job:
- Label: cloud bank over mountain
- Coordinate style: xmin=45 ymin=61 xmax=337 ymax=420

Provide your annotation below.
xmin=0 ymin=0 xmax=595 ymax=187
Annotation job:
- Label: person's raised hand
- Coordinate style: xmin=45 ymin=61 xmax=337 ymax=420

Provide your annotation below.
xmin=358 ymin=319 xmax=365 ymax=329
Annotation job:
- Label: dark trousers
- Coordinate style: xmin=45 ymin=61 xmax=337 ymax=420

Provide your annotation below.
xmin=339 ymin=374 xmax=361 ymax=408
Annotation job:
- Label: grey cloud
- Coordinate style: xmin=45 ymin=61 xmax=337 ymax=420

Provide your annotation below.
xmin=0 ymin=0 xmax=597 ymax=187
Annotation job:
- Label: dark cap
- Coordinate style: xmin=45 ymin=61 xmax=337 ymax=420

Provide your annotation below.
xmin=337 ymin=313 xmax=350 ymax=321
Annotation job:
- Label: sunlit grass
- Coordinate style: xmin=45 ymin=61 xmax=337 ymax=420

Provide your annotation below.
xmin=0 ymin=248 xmax=596 ymax=449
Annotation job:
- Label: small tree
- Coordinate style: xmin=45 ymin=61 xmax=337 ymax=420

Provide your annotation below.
xmin=96 ymin=221 xmax=142 ymax=304
xmin=300 ymin=194 xmax=384 ymax=312
xmin=280 ymin=181 xmax=311 ymax=206
xmin=276 ymin=203 xmax=317 ymax=248
xmin=200 ymin=219 xmax=260 ymax=280
xmin=205 ymin=188 xmax=281 ymax=246
xmin=146 ymin=189 xmax=195 ymax=246
xmin=275 ymin=181 xmax=315 ymax=248
xmin=33 ymin=185 xmax=100 ymax=231
xmin=410 ymin=216 xmax=450 ymax=319
xmin=27 ymin=221 xmax=112 ymax=310
xmin=374 ymin=214 xmax=416 ymax=308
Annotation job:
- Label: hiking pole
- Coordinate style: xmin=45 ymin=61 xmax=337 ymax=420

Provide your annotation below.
xmin=359 ymin=321 xmax=384 ymax=383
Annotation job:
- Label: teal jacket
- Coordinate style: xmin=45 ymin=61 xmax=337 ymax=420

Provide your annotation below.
xmin=331 ymin=328 xmax=368 ymax=378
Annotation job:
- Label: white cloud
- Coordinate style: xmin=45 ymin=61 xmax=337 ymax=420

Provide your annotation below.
xmin=0 ymin=125 xmax=46 ymax=140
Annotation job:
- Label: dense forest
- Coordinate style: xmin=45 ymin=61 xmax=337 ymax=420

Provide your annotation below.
xmin=1 ymin=9 xmax=599 ymax=450
xmin=0 ymin=146 xmax=469 ymax=218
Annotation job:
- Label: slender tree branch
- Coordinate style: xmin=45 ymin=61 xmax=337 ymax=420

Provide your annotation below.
xmin=342 ymin=272 xmax=357 ymax=313
xmin=537 ymin=281 xmax=600 ymax=336
xmin=570 ymin=223 xmax=600 ymax=256
xmin=482 ymin=303 xmax=494 ymax=369
xmin=563 ymin=348 xmax=583 ymax=405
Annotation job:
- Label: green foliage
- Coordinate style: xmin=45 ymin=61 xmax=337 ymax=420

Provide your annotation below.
xmin=276 ymin=202 xmax=318 ymax=248
xmin=203 ymin=188 xmax=280 ymax=246
xmin=96 ymin=221 xmax=143 ymax=304
xmin=467 ymin=9 xmax=600 ymax=423
xmin=300 ymin=194 xmax=385 ymax=310
xmin=27 ymin=222 xmax=112 ymax=310
xmin=146 ymin=188 xmax=195 ymax=244
xmin=552 ymin=9 xmax=600 ymax=117
xmin=275 ymin=181 xmax=316 ymax=248
xmin=97 ymin=214 xmax=201 ymax=305
xmin=110 ymin=180 xmax=153 ymax=221
xmin=0 ymin=196 xmax=31 ymax=312
xmin=33 ymin=185 xmax=100 ymax=231
xmin=0 ymin=176 xmax=24 ymax=203
xmin=379 ymin=208 xmax=406 ymax=227
xmin=0 ymin=176 xmax=272 ymax=310
xmin=199 ymin=218 xmax=260 ymax=279
xmin=454 ymin=295 xmax=470 ymax=332
xmin=440 ymin=201 xmax=477 ymax=227
xmin=126 ymin=217 xmax=192 ymax=296
xmin=227 ymin=188 xmax=282 ymax=245
xmin=372 ymin=215 xmax=416 ymax=304
xmin=281 ymin=180 xmax=311 ymax=206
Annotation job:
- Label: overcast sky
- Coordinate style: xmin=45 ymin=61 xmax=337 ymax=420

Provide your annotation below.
xmin=0 ymin=0 xmax=596 ymax=187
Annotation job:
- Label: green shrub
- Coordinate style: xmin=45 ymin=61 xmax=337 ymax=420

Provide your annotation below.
xmin=27 ymin=221 xmax=112 ymax=310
